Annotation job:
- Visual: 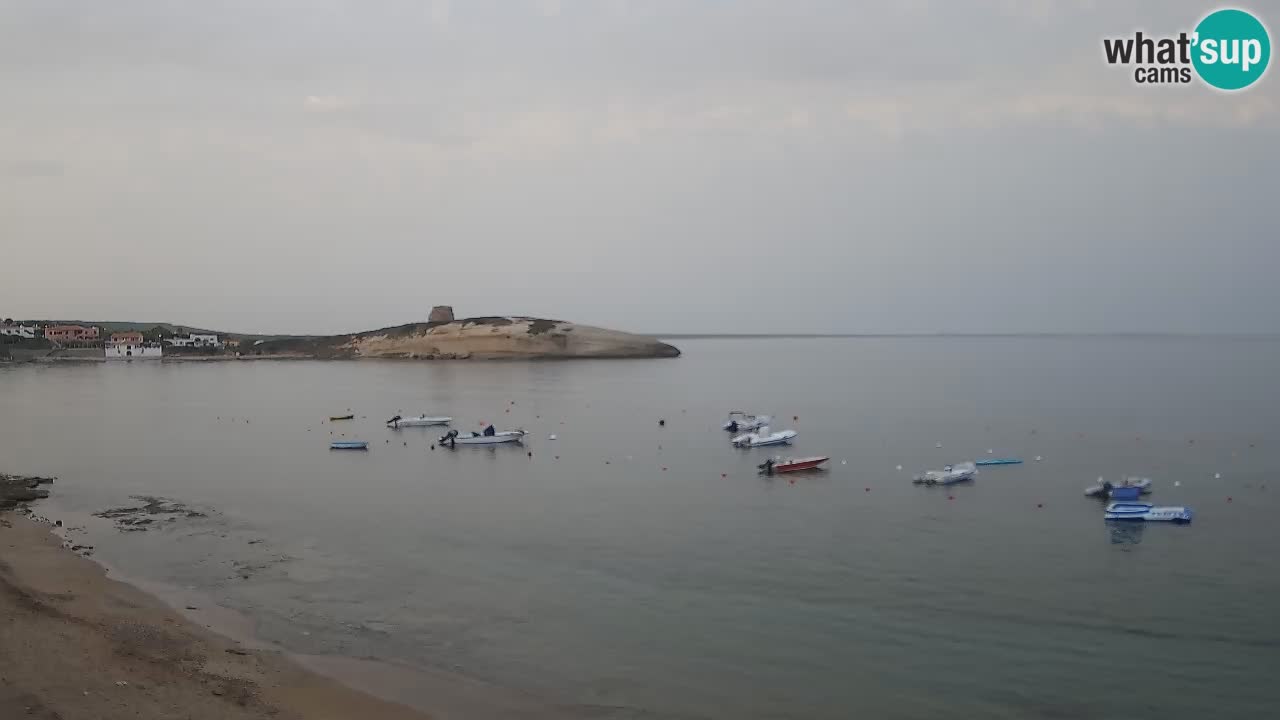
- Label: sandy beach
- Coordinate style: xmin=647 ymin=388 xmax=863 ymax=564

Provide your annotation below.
xmin=0 ymin=512 xmax=431 ymax=720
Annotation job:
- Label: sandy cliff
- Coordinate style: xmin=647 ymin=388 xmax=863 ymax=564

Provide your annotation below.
xmin=339 ymin=317 xmax=680 ymax=360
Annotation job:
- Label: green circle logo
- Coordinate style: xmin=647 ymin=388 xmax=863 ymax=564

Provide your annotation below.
xmin=1193 ymin=9 xmax=1271 ymax=90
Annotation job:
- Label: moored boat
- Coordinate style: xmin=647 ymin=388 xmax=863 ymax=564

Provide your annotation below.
xmin=387 ymin=414 xmax=452 ymax=428
xmin=913 ymin=462 xmax=977 ymax=485
xmin=329 ymin=414 xmax=355 ymax=421
xmin=731 ymin=427 xmax=797 ymax=448
xmin=759 ymin=456 xmax=829 ymax=474
xmin=1104 ymin=502 xmax=1192 ymax=523
xmin=439 ymin=429 xmax=526 ymax=447
xmin=330 ymin=440 xmax=368 ymax=450
xmin=1084 ymin=476 xmax=1152 ymax=498
xmin=975 ymin=458 xmax=1022 ymax=466
xmin=722 ymin=411 xmax=771 ymax=433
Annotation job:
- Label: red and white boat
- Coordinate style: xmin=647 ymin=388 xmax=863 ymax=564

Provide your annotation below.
xmin=758 ymin=456 xmax=830 ymax=475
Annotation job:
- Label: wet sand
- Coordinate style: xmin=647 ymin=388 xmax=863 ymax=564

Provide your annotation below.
xmin=0 ymin=512 xmax=432 ymax=720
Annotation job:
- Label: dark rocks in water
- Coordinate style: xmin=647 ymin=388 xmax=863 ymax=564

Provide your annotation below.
xmin=93 ymin=496 xmax=211 ymax=532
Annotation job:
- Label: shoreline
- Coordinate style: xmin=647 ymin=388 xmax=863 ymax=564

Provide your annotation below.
xmin=0 ymin=510 xmax=435 ymax=720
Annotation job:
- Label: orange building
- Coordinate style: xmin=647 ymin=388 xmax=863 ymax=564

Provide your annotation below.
xmin=109 ymin=331 xmax=144 ymax=345
xmin=43 ymin=325 xmax=100 ymax=342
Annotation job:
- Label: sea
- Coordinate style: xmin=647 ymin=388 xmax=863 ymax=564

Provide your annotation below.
xmin=2 ymin=336 xmax=1278 ymax=720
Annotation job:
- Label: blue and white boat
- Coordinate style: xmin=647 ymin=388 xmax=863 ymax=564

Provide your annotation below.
xmin=1104 ymin=502 xmax=1192 ymax=523
xmin=330 ymin=440 xmax=369 ymax=450
xmin=1085 ymin=476 xmax=1152 ymax=498
xmin=975 ymin=458 xmax=1022 ymax=466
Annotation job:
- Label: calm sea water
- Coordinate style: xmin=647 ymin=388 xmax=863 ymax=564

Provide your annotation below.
xmin=2 ymin=337 xmax=1278 ymax=719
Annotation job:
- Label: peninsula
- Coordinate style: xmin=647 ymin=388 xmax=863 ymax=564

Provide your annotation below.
xmin=1 ymin=307 xmax=680 ymax=361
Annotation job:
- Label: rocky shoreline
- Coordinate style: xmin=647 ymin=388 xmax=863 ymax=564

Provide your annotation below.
xmin=0 ymin=473 xmax=55 ymax=509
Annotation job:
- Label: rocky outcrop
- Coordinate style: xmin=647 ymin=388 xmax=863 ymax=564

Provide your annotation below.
xmin=0 ymin=474 xmax=54 ymax=510
xmin=341 ymin=317 xmax=680 ymax=360
xmin=428 ymin=306 xmax=455 ymax=323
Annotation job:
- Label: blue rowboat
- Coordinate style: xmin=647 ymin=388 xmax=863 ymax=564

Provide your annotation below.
xmin=975 ymin=458 xmax=1022 ymax=466
xmin=330 ymin=441 xmax=368 ymax=450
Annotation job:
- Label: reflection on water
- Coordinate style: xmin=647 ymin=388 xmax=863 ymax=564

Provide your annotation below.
xmin=1107 ymin=521 xmax=1146 ymax=546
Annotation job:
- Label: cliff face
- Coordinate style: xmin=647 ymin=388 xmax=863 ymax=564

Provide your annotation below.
xmin=340 ymin=317 xmax=680 ymax=360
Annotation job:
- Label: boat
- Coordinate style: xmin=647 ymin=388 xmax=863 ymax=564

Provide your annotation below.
xmin=912 ymin=462 xmax=978 ymax=485
xmin=386 ymin=414 xmax=452 ymax=428
xmin=329 ymin=414 xmax=355 ymax=421
xmin=758 ymin=456 xmax=829 ymax=475
xmin=730 ymin=426 xmax=797 ymax=448
xmin=722 ymin=411 xmax=771 ymax=433
xmin=330 ymin=440 xmax=368 ymax=450
xmin=1084 ymin=477 xmax=1152 ymax=498
xmin=439 ymin=429 xmax=526 ymax=447
xmin=1104 ymin=502 xmax=1193 ymax=523
xmin=975 ymin=458 xmax=1022 ymax=466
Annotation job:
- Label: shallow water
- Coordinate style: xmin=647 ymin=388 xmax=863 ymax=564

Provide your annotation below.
xmin=3 ymin=337 xmax=1279 ymax=719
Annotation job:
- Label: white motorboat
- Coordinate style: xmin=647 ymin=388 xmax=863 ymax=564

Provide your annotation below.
xmin=439 ymin=429 xmax=526 ymax=446
xmin=731 ymin=426 xmax=797 ymax=448
xmin=1084 ymin=476 xmax=1152 ymax=498
xmin=722 ymin=411 xmax=771 ymax=433
xmin=387 ymin=414 xmax=453 ymax=428
xmin=913 ymin=462 xmax=978 ymax=486
xmin=1104 ymin=502 xmax=1193 ymax=523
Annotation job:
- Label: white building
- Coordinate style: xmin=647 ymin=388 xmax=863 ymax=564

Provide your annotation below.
xmin=105 ymin=342 xmax=163 ymax=360
xmin=0 ymin=323 xmax=36 ymax=339
xmin=166 ymin=333 xmax=221 ymax=348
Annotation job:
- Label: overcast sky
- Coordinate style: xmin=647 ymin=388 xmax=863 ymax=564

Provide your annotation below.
xmin=2 ymin=0 xmax=1277 ymax=334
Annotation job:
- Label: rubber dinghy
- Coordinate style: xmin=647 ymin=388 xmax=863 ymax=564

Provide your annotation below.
xmin=1085 ymin=477 xmax=1152 ymax=498
xmin=913 ymin=462 xmax=978 ymax=485
xmin=731 ymin=427 xmax=797 ymax=448
xmin=387 ymin=414 xmax=453 ymax=428
xmin=1104 ymin=502 xmax=1192 ymax=523
xmin=439 ymin=429 xmax=526 ymax=447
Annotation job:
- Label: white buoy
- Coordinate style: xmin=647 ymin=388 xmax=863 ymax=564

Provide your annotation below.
xmin=1175 ymin=481 xmax=1182 ymax=487
xmin=896 ymin=464 xmax=903 ymax=471
xmin=935 ymin=442 xmax=943 ymax=448
xmin=841 ymin=460 xmax=847 ymax=465
xmin=1035 ymin=456 xmax=1043 ymax=462
xmin=1098 ymin=476 xmax=1104 ymax=483
xmin=1214 ymin=472 xmax=1221 ymax=479
xmin=987 ymin=449 xmax=994 ymax=454
xmin=548 ymin=434 xmax=557 ymax=440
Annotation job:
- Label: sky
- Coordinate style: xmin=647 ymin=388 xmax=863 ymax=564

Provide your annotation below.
xmin=2 ymin=0 xmax=1278 ymax=335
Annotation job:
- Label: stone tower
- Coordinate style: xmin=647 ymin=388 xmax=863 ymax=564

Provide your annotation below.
xmin=428 ymin=305 xmax=455 ymax=323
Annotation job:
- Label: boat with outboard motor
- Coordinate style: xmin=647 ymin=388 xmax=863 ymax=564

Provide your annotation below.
xmin=913 ymin=462 xmax=977 ymax=486
xmin=722 ymin=411 xmax=771 ymax=433
xmin=758 ymin=456 xmax=829 ymax=475
xmin=731 ymin=426 xmax=797 ymax=448
xmin=1104 ymin=502 xmax=1192 ymax=523
xmin=387 ymin=414 xmax=452 ymax=428
xmin=438 ymin=428 xmax=526 ymax=447
xmin=1085 ymin=477 xmax=1152 ymax=498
